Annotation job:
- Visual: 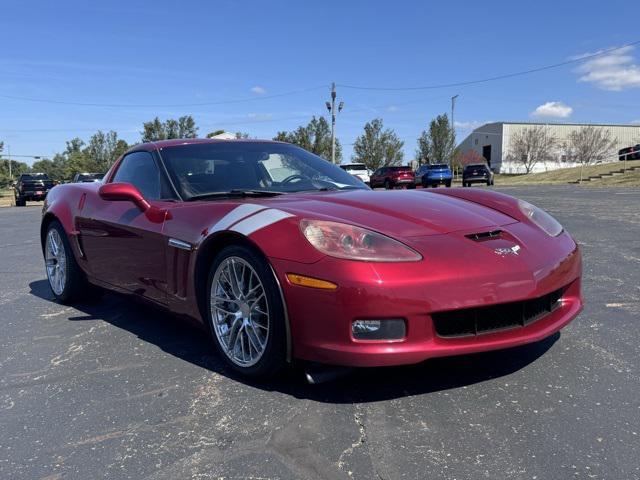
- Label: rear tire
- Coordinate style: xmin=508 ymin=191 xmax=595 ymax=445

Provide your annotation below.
xmin=206 ymin=245 xmax=286 ymax=378
xmin=446 ymin=181 xmax=451 ymax=188
xmin=15 ymin=196 xmax=25 ymax=207
xmin=44 ymin=220 xmax=90 ymax=303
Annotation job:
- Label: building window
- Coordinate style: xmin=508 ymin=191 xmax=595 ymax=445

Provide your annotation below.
xmin=474 ymin=139 xmax=478 ymax=146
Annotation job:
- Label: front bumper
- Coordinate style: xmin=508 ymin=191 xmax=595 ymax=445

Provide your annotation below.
xmin=272 ymin=227 xmax=582 ymax=367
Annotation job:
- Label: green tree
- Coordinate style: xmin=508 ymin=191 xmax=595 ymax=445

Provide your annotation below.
xmin=416 ymin=113 xmax=455 ymax=165
xmin=85 ymin=130 xmax=129 ymax=172
xmin=31 ymin=158 xmax=58 ymax=179
xmin=0 ymin=142 xmax=30 ymax=186
xmin=141 ymin=116 xmax=198 ymax=142
xmin=352 ymin=118 xmax=404 ymax=170
xmin=272 ymin=116 xmax=342 ymax=162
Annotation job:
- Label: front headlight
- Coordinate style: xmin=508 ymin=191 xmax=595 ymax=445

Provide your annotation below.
xmin=518 ymin=200 xmax=563 ymax=237
xmin=300 ymin=219 xmax=422 ymax=262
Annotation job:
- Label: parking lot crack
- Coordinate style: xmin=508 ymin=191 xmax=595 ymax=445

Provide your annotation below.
xmin=337 ymin=404 xmax=368 ymax=477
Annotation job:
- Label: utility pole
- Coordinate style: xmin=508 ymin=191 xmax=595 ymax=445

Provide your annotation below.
xmin=7 ymin=145 xmax=11 ymax=181
xmin=325 ymin=82 xmax=344 ymax=164
xmin=451 ymin=95 xmax=459 ymax=141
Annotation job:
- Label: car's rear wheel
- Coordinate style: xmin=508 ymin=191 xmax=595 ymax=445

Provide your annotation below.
xmin=44 ymin=220 xmax=89 ymax=303
xmin=15 ymin=196 xmax=25 ymax=207
xmin=446 ymin=181 xmax=451 ymax=187
xmin=206 ymin=245 xmax=286 ymax=378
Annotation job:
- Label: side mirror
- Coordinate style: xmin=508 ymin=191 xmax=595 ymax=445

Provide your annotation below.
xmin=99 ymin=182 xmax=150 ymax=212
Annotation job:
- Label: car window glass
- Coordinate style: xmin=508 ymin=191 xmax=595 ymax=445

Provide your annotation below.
xmin=112 ymin=152 xmax=162 ymax=200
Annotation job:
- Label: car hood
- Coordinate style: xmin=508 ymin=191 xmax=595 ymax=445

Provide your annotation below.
xmin=270 ymin=189 xmax=517 ymax=238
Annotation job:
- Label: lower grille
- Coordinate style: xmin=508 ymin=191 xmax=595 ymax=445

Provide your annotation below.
xmin=432 ymin=288 xmax=564 ymax=338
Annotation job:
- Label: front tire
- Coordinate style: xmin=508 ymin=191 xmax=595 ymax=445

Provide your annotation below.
xmin=44 ymin=220 xmax=89 ymax=303
xmin=384 ymin=179 xmax=392 ymax=190
xmin=206 ymin=245 xmax=286 ymax=378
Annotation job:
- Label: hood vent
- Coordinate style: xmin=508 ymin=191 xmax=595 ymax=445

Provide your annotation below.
xmin=465 ymin=229 xmax=502 ymax=241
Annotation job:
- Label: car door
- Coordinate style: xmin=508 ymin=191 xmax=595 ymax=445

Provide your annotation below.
xmin=76 ymin=151 xmax=172 ymax=304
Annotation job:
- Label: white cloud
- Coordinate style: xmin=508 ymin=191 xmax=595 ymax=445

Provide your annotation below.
xmin=576 ymin=45 xmax=640 ymax=91
xmin=531 ymin=101 xmax=573 ymax=119
xmin=246 ymin=112 xmax=273 ymax=121
xmin=250 ymin=86 xmax=266 ymax=95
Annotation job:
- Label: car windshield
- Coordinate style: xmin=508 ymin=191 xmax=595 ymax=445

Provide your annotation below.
xmin=429 ymin=164 xmax=449 ymax=169
xmin=388 ymin=167 xmax=412 ymax=172
xmin=78 ymin=173 xmax=103 ymax=181
xmin=159 ymin=142 xmax=368 ymax=199
xmin=341 ymin=164 xmax=367 ymax=172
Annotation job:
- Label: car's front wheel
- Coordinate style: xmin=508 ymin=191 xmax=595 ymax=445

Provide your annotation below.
xmin=206 ymin=245 xmax=286 ymax=378
xmin=44 ymin=220 xmax=89 ymax=303
xmin=384 ymin=179 xmax=392 ymax=190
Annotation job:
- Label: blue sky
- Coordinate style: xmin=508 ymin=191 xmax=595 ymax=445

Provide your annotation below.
xmin=1 ymin=0 xmax=639 ymax=164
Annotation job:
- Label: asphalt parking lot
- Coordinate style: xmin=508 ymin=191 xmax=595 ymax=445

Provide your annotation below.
xmin=1 ymin=185 xmax=639 ymax=480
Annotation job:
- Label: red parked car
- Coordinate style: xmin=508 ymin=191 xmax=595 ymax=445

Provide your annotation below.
xmin=40 ymin=139 xmax=582 ymax=378
xmin=369 ymin=166 xmax=416 ymax=189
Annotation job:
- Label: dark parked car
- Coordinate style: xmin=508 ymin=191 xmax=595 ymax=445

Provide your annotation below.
xmin=370 ymin=166 xmax=415 ymax=189
xmin=462 ymin=164 xmax=494 ymax=187
xmin=618 ymin=145 xmax=640 ymax=161
xmin=72 ymin=172 xmax=104 ymax=183
xmin=14 ymin=173 xmax=55 ymax=206
xmin=416 ymin=163 xmax=453 ymax=188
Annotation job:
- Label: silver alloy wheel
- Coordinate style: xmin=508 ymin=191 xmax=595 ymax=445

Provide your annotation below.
xmin=210 ymin=256 xmax=270 ymax=367
xmin=45 ymin=228 xmax=67 ymax=296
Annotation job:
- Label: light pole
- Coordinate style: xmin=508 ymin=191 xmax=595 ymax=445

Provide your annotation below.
xmin=7 ymin=145 xmax=11 ymax=181
xmin=451 ymin=95 xmax=459 ymax=175
xmin=326 ymin=82 xmax=344 ymax=164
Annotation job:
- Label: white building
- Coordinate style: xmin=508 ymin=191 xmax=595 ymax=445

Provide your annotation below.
xmin=457 ymin=122 xmax=640 ymax=174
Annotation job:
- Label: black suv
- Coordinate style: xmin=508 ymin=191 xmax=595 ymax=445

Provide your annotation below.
xmin=14 ymin=173 xmax=55 ymax=206
xmin=462 ymin=164 xmax=494 ymax=187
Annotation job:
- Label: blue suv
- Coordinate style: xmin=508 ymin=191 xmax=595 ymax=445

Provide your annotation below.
xmin=416 ymin=163 xmax=453 ymax=188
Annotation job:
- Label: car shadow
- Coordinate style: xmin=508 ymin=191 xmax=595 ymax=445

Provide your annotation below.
xmin=30 ymin=279 xmax=559 ymax=404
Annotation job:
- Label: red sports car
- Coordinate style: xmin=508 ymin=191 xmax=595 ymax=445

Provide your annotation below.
xmin=41 ymin=139 xmax=582 ymax=378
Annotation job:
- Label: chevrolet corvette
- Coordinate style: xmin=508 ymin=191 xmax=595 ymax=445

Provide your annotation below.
xmin=40 ymin=139 xmax=582 ymax=377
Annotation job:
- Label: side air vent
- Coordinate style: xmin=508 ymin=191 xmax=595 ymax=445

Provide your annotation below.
xmin=465 ymin=229 xmax=502 ymax=241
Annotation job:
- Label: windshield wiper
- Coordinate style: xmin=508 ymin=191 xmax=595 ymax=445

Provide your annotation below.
xmin=186 ymin=190 xmax=284 ymax=201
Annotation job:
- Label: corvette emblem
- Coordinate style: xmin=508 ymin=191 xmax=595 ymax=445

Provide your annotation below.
xmin=494 ymin=245 xmax=521 ymax=256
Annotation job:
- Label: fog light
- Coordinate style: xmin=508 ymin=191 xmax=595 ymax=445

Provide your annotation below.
xmin=352 ymin=319 xmax=406 ymax=340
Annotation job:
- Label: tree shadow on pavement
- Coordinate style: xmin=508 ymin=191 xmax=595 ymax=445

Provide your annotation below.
xmin=30 ymin=279 xmax=559 ymax=404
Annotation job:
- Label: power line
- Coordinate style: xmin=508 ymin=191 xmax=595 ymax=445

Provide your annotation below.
xmin=0 ymin=85 xmax=328 ymax=108
xmin=337 ymin=40 xmax=640 ymax=91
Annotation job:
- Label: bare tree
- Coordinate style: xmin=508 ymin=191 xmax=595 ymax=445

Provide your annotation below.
xmin=562 ymin=126 xmax=617 ymax=165
xmin=506 ymin=126 xmax=558 ymax=174
xmin=562 ymin=126 xmax=618 ymax=182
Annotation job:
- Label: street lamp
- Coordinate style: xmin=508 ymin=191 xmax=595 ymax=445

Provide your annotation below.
xmin=326 ymin=83 xmax=344 ymax=164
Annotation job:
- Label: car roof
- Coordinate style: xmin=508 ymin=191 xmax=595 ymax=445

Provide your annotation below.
xmin=128 ymin=138 xmax=284 ymax=152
